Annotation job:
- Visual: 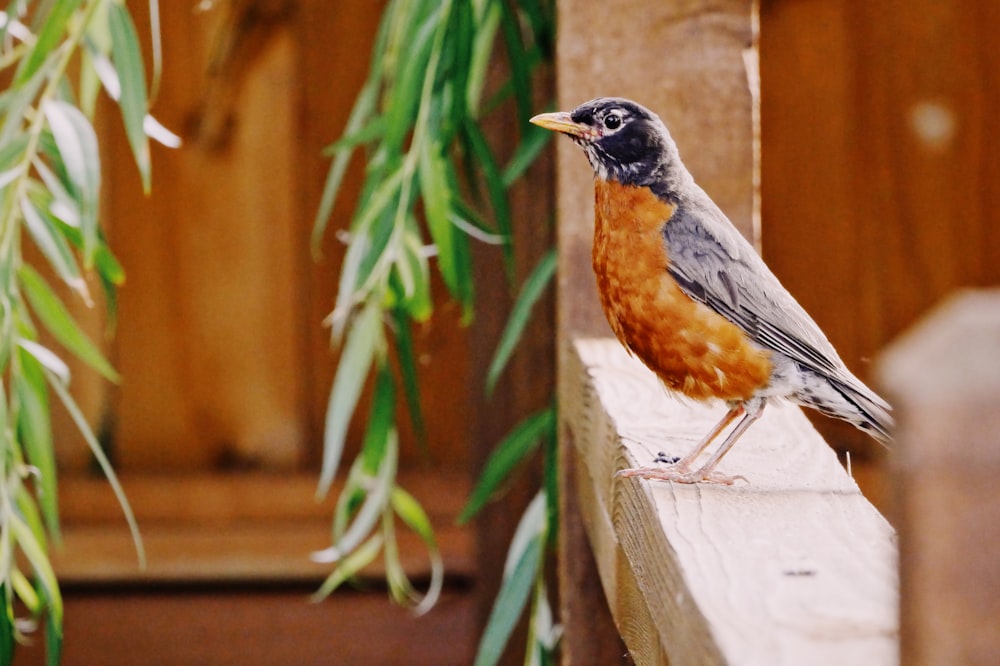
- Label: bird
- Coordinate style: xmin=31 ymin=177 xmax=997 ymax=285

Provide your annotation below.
xmin=530 ymin=98 xmax=892 ymax=484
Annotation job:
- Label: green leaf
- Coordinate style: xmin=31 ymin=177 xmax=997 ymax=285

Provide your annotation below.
xmin=391 ymin=487 xmax=443 ymax=615
xmin=108 ymin=2 xmax=151 ymax=192
xmin=390 ymin=308 xmax=426 ymax=451
xmin=498 ymin=2 xmax=532 ymax=132
xmin=0 ymin=135 xmax=30 ymax=181
xmin=392 ymin=223 xmax=433 ymax=322
xmin=9 ymin=512 xmax=62 ymax=630
xmin=0 ymin=67 xmax=49 ymax=146
xmin=485 ymin=248 xmax=555 ymax=394
xmin=392 ymin=486 xmax=436 ymax=548
xmin=0 ymin=586 xmax=14 ymax=666
xmin=465 ymin=0 xmax=501 ymax=113
xmin=312 ymin=79 xmax=379 ymax=254
xmin=45 ymin=607 xmax=63 ymax=666
xmin=473 ymin=494 xmax=546 ymax=666
xmin=18 ymin=264 xmax=118 ymax=382
xmin=45 ymin=366 xmax=145 ymax=569
xmin=458 ymin=406 xmax=555 ymax=524
xmin=20 ymin=191 xmax=88 ymax=301
xmin=14 ymin=346 xmax=61 ymax=539
xmin=318 ymin=302 xmax=382 ymax=497
xmin=419 ymin=140 xmax=474 ymax=318
xmin=15 ymin=0 xmax=82 ymax=86
xmin=311 ymin=533 xmax=384 ymax=602
xmin=502 ymin=124 xmax=551 ymax=188
xmin=42 ymin=100 xmax=101 ymax=266
xmin=418 ymin=141 xmax=455 ymax=283
xmin=461 ymin=118 xmax=514 ymax=278
xmin=314 ymin=432 xmax=397 ymax=563
xmin=360 ymin=361 xmax=395 ymax=475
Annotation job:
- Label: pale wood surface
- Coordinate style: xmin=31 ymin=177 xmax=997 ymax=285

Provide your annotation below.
xmin=878 ymin=290 xmax=1000 ymax=666
xmin=563 ymin=337 xmax=898 ymax=665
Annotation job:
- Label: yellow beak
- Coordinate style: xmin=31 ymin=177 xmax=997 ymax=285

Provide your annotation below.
xmin=529 ymin=111 xmax=597 ymax=140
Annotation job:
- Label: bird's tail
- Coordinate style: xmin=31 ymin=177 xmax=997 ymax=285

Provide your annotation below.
xmin=830 ymin=374 xmax=894 ymax=445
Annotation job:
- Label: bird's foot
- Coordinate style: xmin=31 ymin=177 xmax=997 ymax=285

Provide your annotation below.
xmin=616 ymin=464 xmax=747 ymax=486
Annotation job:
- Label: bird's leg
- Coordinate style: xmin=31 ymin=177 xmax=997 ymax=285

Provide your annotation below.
xmin=617 ymin=404 xmax=745 ymax=482
xmin=682 ymin=401 xmax=765 ymax=484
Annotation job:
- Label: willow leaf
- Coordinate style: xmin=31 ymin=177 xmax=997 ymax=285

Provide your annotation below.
xmin=18 ymin=264 xmax=118 ymax=382
xmin=458 ymin=406 xmax=554 ymax=524
xmin=42 ymin=100 xmax=100 ymax=266
xmin=461 ymin=118 xmax=513 ymax=277
xmin=391 ymin=486 xmax=443 ymax=614
xmin=15 ymin=0 xmax=81 ymax=86
xmin=13 ymin=347 xmax=60 ymax=538
xmin=390 ymin=308 xmax=426 ymax=451
xmin=314 ymin=432 xmax=397 ymax=563
xmin=473 ymin=494 xmax=545 ymax=666
xmin=8 ymin=512 xmax=62 ymax=630
xmin=312 ymin=79 xmax=379 ymax=254
xmin=498 ymin=3 xmax=532 ymax=131
xmin=45 ymin=367 xmax=144 ymax=569
xmin=360 ymin=361 xmax=395 ymax=475
xmin=311 ymin=533 xmax=384 ymax=602
xmin=0 ymin=585 xmax=13 ymax=666
xmin=486 ymin=248 xmax=555 ymax=394
xmin=502 ymin=124 xmax=551 ymax=187
xmin=318 ymin=302 xmax=382 ymax=497
xmin=20 ymin=192 xmax=87 ymax=301
xmin=108 ymin=2 xmax=151 ymax=192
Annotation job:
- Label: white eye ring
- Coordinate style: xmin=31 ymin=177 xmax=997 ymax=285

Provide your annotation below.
xmin=603 ymin=112 xmax=623 ymax=130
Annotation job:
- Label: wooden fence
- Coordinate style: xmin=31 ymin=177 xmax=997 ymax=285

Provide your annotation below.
xmin=553 ymin=0 xmax=999 ymax=663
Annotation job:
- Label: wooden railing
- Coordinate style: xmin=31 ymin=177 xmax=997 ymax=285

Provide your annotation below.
xmin=560 ymin=338 xmax=898 ymax=664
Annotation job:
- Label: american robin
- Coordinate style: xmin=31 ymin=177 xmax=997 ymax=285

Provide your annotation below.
xmin=531 ymin=98 xmax=892 ymax=484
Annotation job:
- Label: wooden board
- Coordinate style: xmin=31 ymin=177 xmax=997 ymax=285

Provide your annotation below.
xmin=51 ymin=471 xmax=473 ymax=584
xmin=13 ymin=587 xmax=477 ymax=666
xmin=562 ymin=337 xmax=898 ymax=665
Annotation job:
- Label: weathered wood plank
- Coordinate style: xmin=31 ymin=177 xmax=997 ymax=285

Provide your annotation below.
xmin=562 ymin=337 xmax=898 ymax=665
xmin=878 ymin=289 xmax=1000 ymax=665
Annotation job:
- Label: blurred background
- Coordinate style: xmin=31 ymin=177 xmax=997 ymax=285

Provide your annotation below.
xmin=16 ymin=0 xmax=999 ymax=664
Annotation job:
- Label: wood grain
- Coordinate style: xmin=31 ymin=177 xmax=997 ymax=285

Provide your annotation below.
xmin=562 ymin=338 xmax=898 ymax=665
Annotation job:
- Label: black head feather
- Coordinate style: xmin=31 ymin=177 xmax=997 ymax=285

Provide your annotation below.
xmin=535 ymin=97 xmax=691 ymax=201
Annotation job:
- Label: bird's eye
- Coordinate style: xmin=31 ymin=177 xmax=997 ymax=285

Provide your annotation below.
xmin=603 ymin=112 xmax=622 ymax=130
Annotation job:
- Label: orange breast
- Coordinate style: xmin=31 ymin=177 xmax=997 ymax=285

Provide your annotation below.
xmin=592 ymin=180 xmax=772 ymax=401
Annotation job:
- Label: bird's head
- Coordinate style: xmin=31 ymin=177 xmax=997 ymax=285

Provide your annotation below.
xmin=530 ymin=97 xmax=686 ymax=195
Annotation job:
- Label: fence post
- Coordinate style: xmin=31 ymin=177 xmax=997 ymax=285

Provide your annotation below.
xmin=555 ymin=1 xmax=758 ymax=661
xmin=878 ymin=289 xmax=1000 ymax=666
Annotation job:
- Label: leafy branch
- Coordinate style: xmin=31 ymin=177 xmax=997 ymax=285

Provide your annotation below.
xmin=312 ymin=0 xmax=559 ymax=662
xmin=0 ymin=1 xmax=173 ymax=662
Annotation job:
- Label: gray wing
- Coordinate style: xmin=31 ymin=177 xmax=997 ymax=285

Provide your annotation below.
xmin=661 ymin=193 xmax=892 ymax=441
xmin=663 ymin=197 xmax=844 ymax=376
